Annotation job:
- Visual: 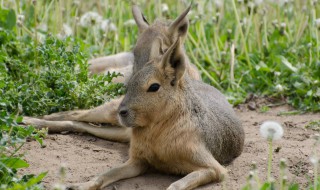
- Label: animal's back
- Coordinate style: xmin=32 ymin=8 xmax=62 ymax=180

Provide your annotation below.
xmin=188 ymin=79 xmax=245 ymax=164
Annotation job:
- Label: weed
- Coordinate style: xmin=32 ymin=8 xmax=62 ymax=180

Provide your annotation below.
xmin=0 ymin=111 xmax=46 ymax=189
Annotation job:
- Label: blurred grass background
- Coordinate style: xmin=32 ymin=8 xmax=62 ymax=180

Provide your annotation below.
xmin=1 ymin=0 xmax=320 ymax=113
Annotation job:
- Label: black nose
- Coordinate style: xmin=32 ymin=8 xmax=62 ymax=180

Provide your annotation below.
xmin=119 ymin=109 xmax=128 ymax=117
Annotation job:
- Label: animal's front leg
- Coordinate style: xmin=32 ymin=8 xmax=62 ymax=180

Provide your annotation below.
xmin=22 ymin=117 xmax=131 ymax=142
xmin=43 ymin=96 xmax=124 ymax=126
xmin=67 ymin=159 xmax=148 ymax=190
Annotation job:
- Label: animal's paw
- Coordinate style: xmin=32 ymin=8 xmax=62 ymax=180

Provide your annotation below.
xmin=21 ymin=116 xmax=41 ymax=126
xmin=66 ymin=181 xmax=99 ymax=190
xmin=218 ymin=167 xmax=229 ymax=182
xmin=166 ymin=184 xmax=182 ymax=190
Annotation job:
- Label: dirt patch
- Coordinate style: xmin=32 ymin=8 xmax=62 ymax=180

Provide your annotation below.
xmin=20 ymin=105 xmax=320 ymax=190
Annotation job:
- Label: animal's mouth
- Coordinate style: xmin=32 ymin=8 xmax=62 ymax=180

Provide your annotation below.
xmin=126 ymin=124 xmax=137 ymax=128
xmin=119 ymin=116 xmax=135 ymax=128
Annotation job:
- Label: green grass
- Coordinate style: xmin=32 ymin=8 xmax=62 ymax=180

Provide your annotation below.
xmin=2 ymin=0 xmax=320 ymax=111
xmin=0 ymin=0 xmax=320 ymax=189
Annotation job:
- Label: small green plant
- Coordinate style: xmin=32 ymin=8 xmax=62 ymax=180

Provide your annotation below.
xmin=260 ymin=105 xmax=270 ymax=113
xmin=0 ymin=29 xmax=124 ymax=116
xmin=306 ymin=121 xmax=320 ymax=131
xmin=0 ymin=111 xmax=47 ymax=190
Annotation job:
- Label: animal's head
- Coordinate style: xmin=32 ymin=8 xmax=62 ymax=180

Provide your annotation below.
xmin=118 ymin=38 xmax=187 ymax=128
xmin=131 ymin=5 xmax=191 ymax=73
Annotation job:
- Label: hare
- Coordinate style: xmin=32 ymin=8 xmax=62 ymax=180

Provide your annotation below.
xmin=23 ymin=5 xmax=200 ymax=142
xmin=67 ymin=37 xmax=244 ymax=190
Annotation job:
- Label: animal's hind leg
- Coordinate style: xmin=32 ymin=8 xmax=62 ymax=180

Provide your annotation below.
xmin=167 ymin=147 xmax=227 ymax=190
xmin=22 ymin=117 xmax=131 ymax=142
xmin=42 ymin=96 xmax=124 ymax=126
xmin=88 ymin=52 xmax=134 ymax=75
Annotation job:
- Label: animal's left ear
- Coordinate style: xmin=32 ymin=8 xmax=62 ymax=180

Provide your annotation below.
xmin=168 ymin=5 xmax=191 ymax=41
xmin=132 ymin=5 xmax=149 ymax=33
xmin=162 ymin=38 xmax=186 ymax=86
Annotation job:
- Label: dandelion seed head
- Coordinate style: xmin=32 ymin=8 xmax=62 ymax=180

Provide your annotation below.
xmin=123 ymin=19 xmax=135 ymax=27
xmin=73 ymin=0 xmax=80 ymax=6
xmin=57 ymin=24 xmax=73 ymax=39
xmin=315 ymin=18 xmax=320 ymax=28
xmin=63 ymin=24 xmax=72 ymax=36
xmin=109 ymin=22 xmax=117 ymax=32
xmin=275 ymin=84 xmax=284 ymax=92
xmin=280 ymin=158 xmax=287 ymax=169
xmin=100 ymin=19 xmax=110 ymax=31
xmin=249 ymin=171 xmax=255 ymax=177
xmin=310 ymin=155 xmax=319 ymax=165
xmin=214 ymin=0 xmax=223 ymax=8
xmin=260 ymin=121 xmax=284 ymax=140
xmin=18 ymin=14 xmax=25 ymax=22
xmin=53 ymin=183 xmax=66 ymax=190
xmin=248 ymin=2 xmax=255 ymax=9
xmin=37 ymin=32 xmax=46 ymax=44
xmin=268 ymin=0 xmax=290 ymax=6
xmin=37 ymin=23 xmax=48 ymax=32
xmin=161 ymin=3 xmax=169 ymax=13
xmin=255 ymin=0 xmax=263 ymax=6
xmin=80 ymin=12 xmax=102 ymax=27
xmin=16 ymin=20 xmax=23 ymax=27
xmin=274 ymin=71 xmax=281 ymax=76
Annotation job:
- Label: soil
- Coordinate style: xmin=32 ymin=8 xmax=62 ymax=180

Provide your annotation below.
xmin=20 ymin=103 xmax=320 ymax=190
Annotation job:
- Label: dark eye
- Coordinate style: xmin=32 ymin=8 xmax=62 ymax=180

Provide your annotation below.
xmin=147 ymin=83 xmax=160 ymax=92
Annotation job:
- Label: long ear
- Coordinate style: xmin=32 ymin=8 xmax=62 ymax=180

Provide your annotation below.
xmin=132 ymin=5 xmax=149 ymax=33
xmin=162 ymin=38 xmax=186 ymax=86
xmin=168 ymin=5 xmax=191 ymax=40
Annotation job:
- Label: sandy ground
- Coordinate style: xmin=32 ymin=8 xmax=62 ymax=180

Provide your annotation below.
xmin=20 ymin=103 xmax=320 ymax=190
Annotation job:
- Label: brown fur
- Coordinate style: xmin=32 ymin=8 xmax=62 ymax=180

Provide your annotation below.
xmin=22 ymin=5 xmax=244 ymax=190
xmin=24 ymin=4 xmax=200 ymax=140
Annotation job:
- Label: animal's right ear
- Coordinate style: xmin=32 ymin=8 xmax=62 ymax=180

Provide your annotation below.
xmin=132 ymin=5 xmax=149 ymax=33
xmin=162 ymin=38 xmax=186 ymax=86
xmin=168 ymin=5 xmax=191 ymax=40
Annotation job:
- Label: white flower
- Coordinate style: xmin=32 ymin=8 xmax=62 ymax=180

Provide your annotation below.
xmin=274 ymin=71 xmax=281 ymax=76
xmin=123 ymin=19 xmax=135 ymax=27
xmin=80 ymin=12 xmax=102 ymax=27
xmin=260 ymin=121 xmax=284 ymax=140
xmin=37 ymin=23 xmax=48 ymax=32
xmin=37 ymin=32 xmax=46 ymax=43
xmin=17 ymin=14 xmax=25 ymax=22
xmin=161 ymin=3 xmax=169 ymax=13
xmin=63 ymin=24 xmax=72 ymax=36
xmin=100 ymin=20 xmax=117 ymax=32
xmin=255 ymin=0 xmax=263 ymax=5
xmin=275 ymin=84 xmax=284 ymax=92
xmin=268 ymin=0 xmax=289 ymax=6
xmin=73 ymin=0 xmax=80 ymax=6
xmin=310 ymin=155 xmax=319 ymax=166
xmin=100 ymin=19 xmax=110 ymax=31
xmin=109 ymin=22 xmax=117 ymax=32
xmin=280 ymin=22 xmax=286 ymax=28
xmin=53 ymin=183 xmax=66 ymax=190
xmin=315 ymin=18 xmax=320 ymax=28
xmin=214 ymin=0 xmax=223 ymax=8
xmin=57 ymin=24 xmax=73 ymax=39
